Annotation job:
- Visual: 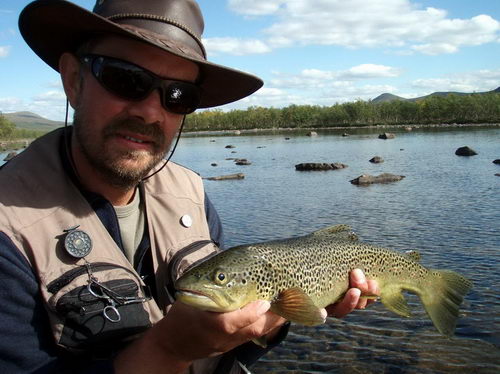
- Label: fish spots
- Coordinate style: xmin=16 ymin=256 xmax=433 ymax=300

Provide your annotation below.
xmin=177 ymin=231 xmax=435 ymax=313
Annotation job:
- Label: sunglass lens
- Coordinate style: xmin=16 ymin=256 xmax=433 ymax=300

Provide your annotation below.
xmin=87 ymin=55 xmax=201 ymax=114
xmin=162 ymin=82 xmax=201 ymax=114
xmin=99 ymin=62 xmax=153 ymax=100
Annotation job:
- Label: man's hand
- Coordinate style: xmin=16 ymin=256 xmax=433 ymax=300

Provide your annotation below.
xmin=159 ymin=300 xmax=286 ymax=360
xmin=325 ymin=268 xmax=380 ymax=318
xmin=114 ymin=299 xmax=286 ymax=374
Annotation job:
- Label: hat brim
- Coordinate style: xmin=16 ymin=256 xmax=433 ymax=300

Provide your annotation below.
xmin=19 ymin=0 xmax=263 ymax=108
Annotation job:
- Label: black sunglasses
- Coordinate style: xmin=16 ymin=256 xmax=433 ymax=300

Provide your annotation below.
xmin=80 ymin=54 xmax=201 ymax=115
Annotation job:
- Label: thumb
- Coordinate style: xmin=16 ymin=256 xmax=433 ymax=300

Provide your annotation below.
xmin=232 ymin=300 xmax=271 ymax=328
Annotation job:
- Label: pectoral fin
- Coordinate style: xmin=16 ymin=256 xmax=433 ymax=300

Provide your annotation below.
xmin=271 ymin=287 xmax=325 ymax=326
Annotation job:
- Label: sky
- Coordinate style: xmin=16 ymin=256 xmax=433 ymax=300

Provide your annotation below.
xmin=0 ymin=0 xmax=499 ymax=121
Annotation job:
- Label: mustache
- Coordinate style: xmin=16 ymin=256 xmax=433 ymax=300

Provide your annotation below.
xmin=103 ymin=118 xmax=165 ymax=145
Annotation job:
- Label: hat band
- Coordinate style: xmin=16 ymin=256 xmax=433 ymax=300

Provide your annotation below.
xmin=107 ymin=13 xmax=206 ymax=58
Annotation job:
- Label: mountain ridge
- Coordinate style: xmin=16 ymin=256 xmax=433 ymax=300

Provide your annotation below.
xmin=372 ymin=86 xmax=500 ymax=103
xmin=2 ymin=111 xmax=65 ymax=132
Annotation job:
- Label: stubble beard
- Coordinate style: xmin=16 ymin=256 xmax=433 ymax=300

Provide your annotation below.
xmin=72 ymin=107 xmax=170 ymax=190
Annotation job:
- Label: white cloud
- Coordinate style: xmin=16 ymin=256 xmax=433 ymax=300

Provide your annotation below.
xmin=228 ymin=0 xmax=284 ymax=16
xmin=345 ymin=64 xmax=401 ymax=79
xmin=0 ymin=97 xmax=23 ymax=112
xmin=411 ymin=69 xmax=500 ymax=93
xmin=203 ymin=37 xmax=271 ymax=56
xmin=0 ymin=89 xmax=68 ymax=121
xmin=32 ymin=90 xmax=66 ymax=103
xmin=411 ymin=43 xmax=458 ymax=55
xmin=270 ymin=64 xmax=400 ymax=89
xmin=0 ymin=46 xmax=11 ymax=58
xmin=220 ymin=65 xmax=500 ymax=109
xmin=225 ymin=0 xmax=500 ymax=55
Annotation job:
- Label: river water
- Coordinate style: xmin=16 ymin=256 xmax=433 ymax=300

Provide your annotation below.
xmin=1 ymin=126 xmax=499 ymax=373
xmin=172 ymin=126 xmax=500 ymax=374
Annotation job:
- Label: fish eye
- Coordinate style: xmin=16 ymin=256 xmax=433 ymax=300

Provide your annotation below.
xmin=214 ymin=270 xmax=228 ymax=284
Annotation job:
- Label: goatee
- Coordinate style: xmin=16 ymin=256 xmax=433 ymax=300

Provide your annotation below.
xmin=72 ymin=108 xmax=169 ymax=190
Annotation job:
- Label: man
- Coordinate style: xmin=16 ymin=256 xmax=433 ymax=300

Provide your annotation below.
xmin=0 ymin=0 xmax=379 ymax=373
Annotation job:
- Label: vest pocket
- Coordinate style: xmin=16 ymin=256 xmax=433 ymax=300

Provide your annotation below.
xmin=48 ymin=262 xmax=153 ymax=351
xmin=56 ymin=278 xmax=151 ymax=350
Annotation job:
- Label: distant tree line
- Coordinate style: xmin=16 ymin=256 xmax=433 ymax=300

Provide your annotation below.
xmin=184 ymin=93 xmax=500 ymax=132
xmin=0 ymin=114 xmax=44 ymax=140
xmin=2 ymin=93 xmax=499 ymax=140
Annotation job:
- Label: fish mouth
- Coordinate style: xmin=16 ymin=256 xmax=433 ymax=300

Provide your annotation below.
xmin=176 ymin=288 xmax=212 ymax=301
xmin=175 ymin=288 xmax=230 ymax=312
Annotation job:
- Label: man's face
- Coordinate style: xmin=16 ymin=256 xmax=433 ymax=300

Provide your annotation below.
xmin=71 ymin=36 xmax=199 ymax=190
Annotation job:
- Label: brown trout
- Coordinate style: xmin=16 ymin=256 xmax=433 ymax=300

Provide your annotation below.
xmin=175 ymin=225 xmax=473 ymax=336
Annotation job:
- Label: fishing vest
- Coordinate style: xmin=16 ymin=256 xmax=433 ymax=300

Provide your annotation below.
xmin=0 ymin=129 xmax=239 ymax=373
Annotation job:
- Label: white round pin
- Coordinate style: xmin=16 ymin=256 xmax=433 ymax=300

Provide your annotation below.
xmin=180 ymin=214 xmax=193 ymax=228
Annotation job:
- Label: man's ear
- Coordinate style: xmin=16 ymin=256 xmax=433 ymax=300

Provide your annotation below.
xmin=59 ymin=53 xmax=82 ymax=109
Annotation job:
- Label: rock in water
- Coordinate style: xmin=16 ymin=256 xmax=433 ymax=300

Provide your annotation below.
xmin=369 ymin=156 xmax=384 ymax=164
xmin=378 ymin=133 xmax=395 ymax=139
xmin=350 ymin=173 xmax=405 ymax=185
xmin=295 ymin=163 xmax=348 ymax=171
xmin=455 ymin=146 xmax=477 ymax=156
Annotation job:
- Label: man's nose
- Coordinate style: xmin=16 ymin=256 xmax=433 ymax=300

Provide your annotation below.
xmin=126 ymin=88 xmax=165 ymax=124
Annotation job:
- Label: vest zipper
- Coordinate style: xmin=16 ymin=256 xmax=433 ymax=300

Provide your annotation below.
xmin=47 ymin=262 xmax=141 ymax=294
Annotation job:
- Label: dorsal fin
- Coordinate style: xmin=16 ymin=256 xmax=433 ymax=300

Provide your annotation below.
xmin=405 ymin=250 xmax=421 ymax=262
xmin=310 ymin=224 xmax=358 ymax=242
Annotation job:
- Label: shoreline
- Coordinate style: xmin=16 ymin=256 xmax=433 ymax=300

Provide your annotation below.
xmin=183 ymin=122 xmax=500 ymax=136
xmin=0 ymin=139 xmax=32 ymax=153
xmin=1 ymin=123 xmax=499 ymax=152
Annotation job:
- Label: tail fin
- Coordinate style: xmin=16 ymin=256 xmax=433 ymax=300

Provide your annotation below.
xmin=420 ymin=270 xmax=473 ymax=336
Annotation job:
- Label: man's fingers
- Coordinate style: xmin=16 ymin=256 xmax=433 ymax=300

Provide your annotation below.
xmin=218 ymin=300 xmax=271 ymax=334
xmin=326 ymin=288 xmax=361 ymax=318
xmin=365 ymin=279 xmax=380 ymax=306
xmin=350 ymin=268 xmax=367 ymax=290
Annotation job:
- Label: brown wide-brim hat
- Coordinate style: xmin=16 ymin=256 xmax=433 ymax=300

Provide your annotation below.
xmin=19 ymin=0 xmax=263 ymax=108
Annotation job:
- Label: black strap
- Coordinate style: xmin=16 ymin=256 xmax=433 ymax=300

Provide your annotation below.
xmin=165 ymin=239 xmax=217 ymax=303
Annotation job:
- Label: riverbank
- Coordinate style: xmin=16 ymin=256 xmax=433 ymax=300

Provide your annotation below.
xmin=183 ymin=122 xmax=500 ymax=137
xmin=1 ymin=123 xmax=499 ymax=151
xmin=0 ymin=139 xmax=32 ymax=152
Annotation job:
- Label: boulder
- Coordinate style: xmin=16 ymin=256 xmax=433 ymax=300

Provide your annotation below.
xmin=210 ymin=163 xmax=218 ymax=167
xmin=306 ymin=131 xmax=318 ymax=137
xmin=205 ymin=173 xmax=245 ymax=181
xmin=378 ymin=132 xmax=395 ymax=139
xmin=350 ymin=173 xmax=405 ymax=185
xmin=455 ymin=146 xmax=477 ymax=156
xmin=225 ymin=145 xmax=236 ymax=149
xmin=295 ymin=162 xmax=348 ymax=171
xmin=369 ymin=156 xmax=384 ymax=164
xmin=235 ymin=159 xmax=252 ymax=165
